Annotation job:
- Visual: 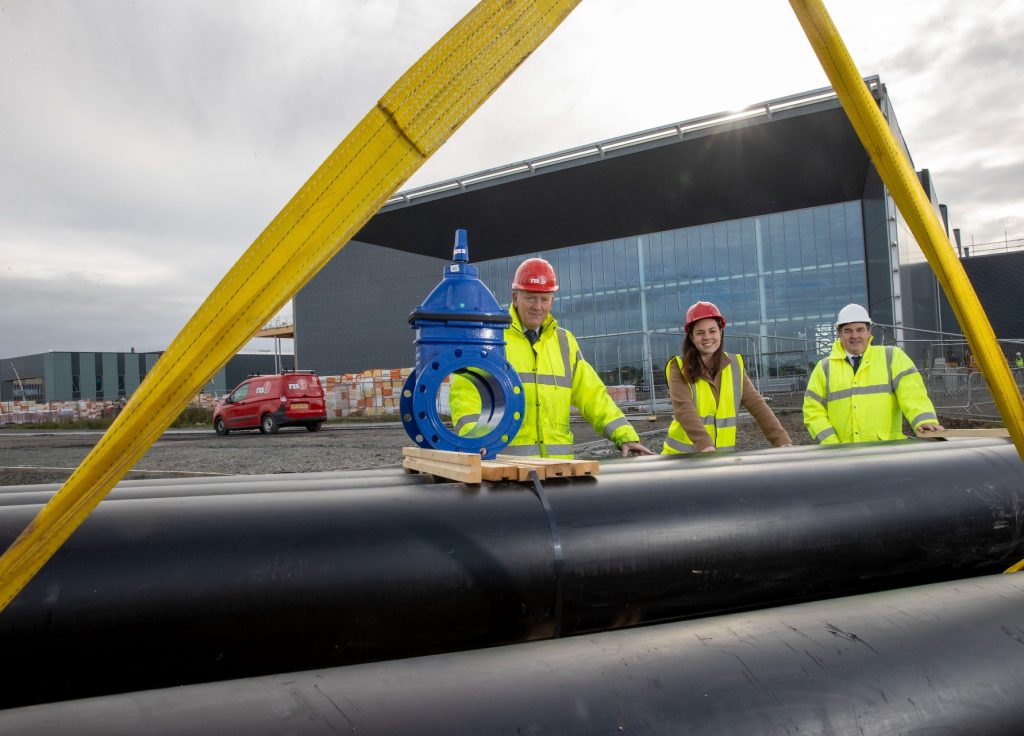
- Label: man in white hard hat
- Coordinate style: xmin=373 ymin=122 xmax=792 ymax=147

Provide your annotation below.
xmin=803 ymin=303 xmax=943 ymax=443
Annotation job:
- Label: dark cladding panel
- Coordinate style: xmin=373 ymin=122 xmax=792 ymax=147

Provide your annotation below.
xmin=0 ymin=354 xmax=46 ymax=402
xmin=354 ymin=105 xmax=872 ymax=260
xmin=861 ymin=167 xmax=894 ymax=327
xmin=222 ymin=355 xmax=293 ymax=390
xmin=296 ymin=242 xmax=449 ymax=375
xmin=937 ymin=251 xmax=1024 ymax=340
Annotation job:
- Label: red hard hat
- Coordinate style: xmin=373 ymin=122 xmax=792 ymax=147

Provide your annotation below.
xmin=684 ymin=301 xmax=725 ymax=333
xmin=512 ymin=258 xmax=558 ymax=292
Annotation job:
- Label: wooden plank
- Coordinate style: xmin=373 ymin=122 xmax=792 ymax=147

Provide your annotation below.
xmin=916 ymin=427 xmax=1010 ymax=440
xmin=493 ymin=456 xmax=600 ymax=479
xmin=403 ymin=448 xmax=601 ymax=483
xmin=566 ymin=459 xmax=599 ymax=477
xmin=480 ymin=461 xmax=527 ymax=482
xmin=493 ymin=456 xmax=561 ymax=480
xmin=402 ymin=448 xmax=481 ymax=483
xmin=403 ymin=447 xmax=482 ymax=466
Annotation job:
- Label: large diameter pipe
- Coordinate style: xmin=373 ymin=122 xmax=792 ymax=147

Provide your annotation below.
xmin=0 ymin=437 xmax=1007 ymax=505
xmin=790 ymin=0 xmax=1024 ymax=461
xmin=2 ymin=441 xmax=1024 ymax=708
xmin=0 ymin=472 xmax=436 ymax=507
xmin=5 ymin=573 xmax=1024 ymax=735
xmin=0 ymin=464 xmax=421 ymax=495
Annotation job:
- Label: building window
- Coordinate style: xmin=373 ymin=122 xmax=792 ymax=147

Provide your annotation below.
xmin=476 ymin=201 xmax=865 ymax=382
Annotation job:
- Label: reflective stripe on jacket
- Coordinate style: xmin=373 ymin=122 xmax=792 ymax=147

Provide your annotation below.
xmin=802 ymin=339 xmax=938 ymax=444
xmin=450 ymin=307 xmax=638 ymax=459
xmin=662 ymin=353 xmax=744 ymax=454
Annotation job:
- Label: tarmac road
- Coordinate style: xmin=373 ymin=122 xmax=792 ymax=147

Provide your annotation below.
xmin=0 ymin=412 xmax=815 ymax=487
xmin=0 ymin=422 xmax=418 ymax=487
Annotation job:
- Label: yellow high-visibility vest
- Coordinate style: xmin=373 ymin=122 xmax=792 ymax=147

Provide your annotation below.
xmin=803 ymin=340 xmax=938 ymax=443
xmin=662 ymin=353 xmax=744 ymax=453
xmin=450 ymin=307 xmax=638 ymax=458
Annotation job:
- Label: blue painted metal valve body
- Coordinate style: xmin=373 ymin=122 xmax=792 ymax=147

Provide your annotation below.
xmin=400 ymin=229 xmax=525 ymax=457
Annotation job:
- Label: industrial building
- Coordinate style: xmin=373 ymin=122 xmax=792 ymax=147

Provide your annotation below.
xmin=0 ymin=351 xmax=293 ymax=404
xmin=295 ymin=77 xmax=964 ymax=389
xmin=9 ymin=80 xmax=1019 ymax=409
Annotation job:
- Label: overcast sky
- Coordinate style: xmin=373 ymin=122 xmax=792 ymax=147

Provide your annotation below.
xmin=2 ymin=0 xmax=1021 ymax=357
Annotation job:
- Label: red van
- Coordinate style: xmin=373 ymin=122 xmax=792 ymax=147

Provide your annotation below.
xmin=213 ymin=372 xmax=327 ymax=435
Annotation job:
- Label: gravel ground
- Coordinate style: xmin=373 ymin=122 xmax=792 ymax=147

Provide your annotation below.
xmin=0 ymin=410 xmax=816 ymax=487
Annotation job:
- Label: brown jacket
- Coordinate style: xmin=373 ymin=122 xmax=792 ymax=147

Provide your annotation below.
xmin=667 ymin=355 xmax=791 ymax=450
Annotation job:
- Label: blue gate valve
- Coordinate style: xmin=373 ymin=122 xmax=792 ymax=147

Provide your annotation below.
xmin=400 ymin=229 xmax=525 ymax=458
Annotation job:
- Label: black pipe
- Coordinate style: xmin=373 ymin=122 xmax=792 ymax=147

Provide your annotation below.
xmin=4 ymin=573 xmax=1024 ymax=734
xmin=0 ymin=464 xmax=415 ymax=495
xmin=0 ymin=472 xmax=436 ymax=506
xmin=1 ymin=437 xmax=1006 ymax=503
xmin=1 ymin=441 xmax=1023 ymax=707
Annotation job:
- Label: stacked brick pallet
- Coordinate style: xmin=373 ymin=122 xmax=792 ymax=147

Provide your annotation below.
xmin=0 ymin=399 xmax=127 ymax=425
xmin=605 ymin=385 xmax=636 ymax=404
xmin=4 ymin=375 xmax=643 ymax=426
xmin=322 ymin=368 xmax=414 ymax=419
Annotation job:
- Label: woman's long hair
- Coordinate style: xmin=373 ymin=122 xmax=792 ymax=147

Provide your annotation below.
xmin=680 ymin=328 xmax=726 ymax=384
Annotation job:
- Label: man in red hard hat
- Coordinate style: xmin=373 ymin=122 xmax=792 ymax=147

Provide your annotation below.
xmin=453 ymin=257 xmax=653 ymax=458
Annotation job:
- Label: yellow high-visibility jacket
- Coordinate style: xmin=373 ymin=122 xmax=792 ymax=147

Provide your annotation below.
xmin=662 ymin=353 xmax=743 ymax=453
xmin=450 ymin=307 xmax=639 ymax=458
xmin=803 ymin=338 xmax=938 ymax=444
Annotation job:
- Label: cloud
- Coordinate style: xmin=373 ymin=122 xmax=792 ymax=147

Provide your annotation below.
xmin=1 ymin=0 xmax=1021 ymax=358
xmin=862 ymin=0 xmax=1024 ymax=241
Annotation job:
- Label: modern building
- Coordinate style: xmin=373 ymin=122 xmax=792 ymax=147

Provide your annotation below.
xmin=935 ymin=250 xmax=1024 ymax=343
xmin=294 ymin=77 xmax=954 ymax=389
xmin=1 ymin=351 xmax=294 ymax=403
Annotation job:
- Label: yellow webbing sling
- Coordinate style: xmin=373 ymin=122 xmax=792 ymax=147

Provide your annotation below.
xmin=0 ymin=0 xmax=580 ymax=613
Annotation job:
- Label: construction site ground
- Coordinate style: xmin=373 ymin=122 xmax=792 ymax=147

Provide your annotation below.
xmin=0 ymin=409 xmax=991 ymax=487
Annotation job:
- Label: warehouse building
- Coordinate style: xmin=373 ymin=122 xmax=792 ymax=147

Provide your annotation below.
xmin=294 ymin=76 xmax=958 ymax=389
xmin=0 ymin=351 xmax=293 ymax=403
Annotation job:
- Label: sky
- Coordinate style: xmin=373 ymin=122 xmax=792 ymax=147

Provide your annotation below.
xmin=2 ymin=0 xmax=1022 ymax=357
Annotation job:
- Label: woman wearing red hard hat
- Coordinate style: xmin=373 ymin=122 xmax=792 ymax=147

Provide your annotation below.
xmin=663 ymin=301 xmax=792 ymax=454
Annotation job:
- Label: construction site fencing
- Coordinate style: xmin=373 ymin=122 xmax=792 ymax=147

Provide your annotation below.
xmin=6 ymin=330 xmax=1022 ymax=426
xmin=579 ymin=327 xmax=1024 ymax=421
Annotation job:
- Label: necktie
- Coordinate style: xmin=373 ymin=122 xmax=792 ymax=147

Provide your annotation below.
xmin=525 ymin=329 xmax=539 ymax=345
xmin=851 ymin=355 xmax=862 ymax=373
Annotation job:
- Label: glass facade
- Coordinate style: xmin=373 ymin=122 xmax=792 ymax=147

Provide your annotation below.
xmin=477 ymin=201 xmax=867 ymax=389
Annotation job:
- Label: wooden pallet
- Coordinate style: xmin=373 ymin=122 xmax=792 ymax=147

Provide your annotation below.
xmin=915 ymin=427 xmax=1010 ymax=440
xmin=402 ymin=447 xmax=599 ymax=484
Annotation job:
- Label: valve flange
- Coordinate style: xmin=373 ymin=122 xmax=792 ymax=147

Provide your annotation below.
xmin=400 ymin=229 xmax=524 ymax=458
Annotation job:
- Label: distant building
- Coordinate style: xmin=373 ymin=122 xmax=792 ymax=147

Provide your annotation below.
xmin=935 ymin=250 xmax=1024 ymax=341
xmin=295 ymin=77 xmax=959 ymax=385
xmin=0 ymin=352 xmax=295 ymax=403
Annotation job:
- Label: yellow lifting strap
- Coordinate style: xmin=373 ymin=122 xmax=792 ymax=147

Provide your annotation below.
xmin=790 ymin=8 xmax=1024 ymax=439
xmin=789 ymin=0 xmax=1024 ymax=574
xmin=0 ymin=0 xmax=581 ymax=614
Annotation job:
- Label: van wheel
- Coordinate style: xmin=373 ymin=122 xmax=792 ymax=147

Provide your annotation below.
xmin=261 ymin=414 xmax=279 ymax=434
xmin=306 ymin=421 xmax=322 ymax=432
xmin=214 ymin=418 xmax=229 ymax=436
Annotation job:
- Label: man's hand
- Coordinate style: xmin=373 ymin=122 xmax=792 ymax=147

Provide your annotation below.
xmin=620 ymin=441 xmax=655 ymax=457
xmin=917 ymin=422 xmax=946 ymax=432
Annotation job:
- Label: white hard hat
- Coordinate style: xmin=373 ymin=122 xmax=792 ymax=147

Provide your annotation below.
xmin=836 ymin=303 xmax=872 ymax=329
